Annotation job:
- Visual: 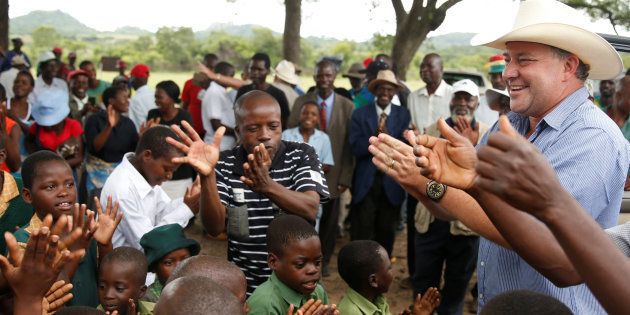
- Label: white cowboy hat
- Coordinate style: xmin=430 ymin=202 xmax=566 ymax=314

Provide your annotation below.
xmin=470 ymin=0 xmax=623 ymax=80
xmin=274 ymin=60 xmax=300 ymax=85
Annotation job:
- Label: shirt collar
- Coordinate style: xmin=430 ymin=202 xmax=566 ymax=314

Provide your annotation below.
xmin=419 ymin=80 xmax=449 ymax=97
xmin=24 ymin=214 xmax=44 ymax=235
xmin=316 ymin=91 xmax=334 ymax=106
xmin=344 ymin=287 xmax=389 ymax=315
xmin=269 ymin=272 xmax=317 ymax=308
xmin=540 ymin=87 xmax=590 ymax=131
xmin=121 ymin=153 xmax=153 ymax=198
xmin=72 ymin=94 xmax=88 ymax=104
xmin=375 ymin=103 xmax=392 ymax=116
xmin=232 ymin=141 xmax=287 ymax=176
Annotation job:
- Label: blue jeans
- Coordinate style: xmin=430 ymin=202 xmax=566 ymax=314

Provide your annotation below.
xmin=413 ymin=219 xmax=479 ymax=315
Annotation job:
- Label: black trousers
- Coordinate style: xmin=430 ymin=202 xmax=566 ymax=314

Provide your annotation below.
xmin=350 ymin=173 xmax=400 ymax=256
xmin=407 ymin=196 xmax=418 ymax=278
xmin=413 ymin=219 xmax=479 ymax=315
xmin=319 ymin=197 xmax=339 ymax=266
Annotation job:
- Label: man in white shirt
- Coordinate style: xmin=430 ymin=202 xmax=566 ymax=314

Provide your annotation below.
xmin=408 ymin=53 xmax=453 ymax=133
xmin=0 ymin=55 xmax=29 ymax=99
xmin=100 ymin=126 xmax=199 ymax=249
xmin=201 ymin=61 xmax=237 ymax=151
xmin=128 ymin=64 xmax=156 ymax=130
xmin=30 ymin=51 xmax=68 ymax=104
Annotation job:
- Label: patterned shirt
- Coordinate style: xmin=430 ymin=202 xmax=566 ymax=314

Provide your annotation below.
xmin=476 ymin=87 xmax=630 ymax=314
xmin=216 ymin=141 xmax=329 ymax=294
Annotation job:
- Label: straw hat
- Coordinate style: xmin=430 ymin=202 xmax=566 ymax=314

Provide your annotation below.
xmin=274 ymin=60 xmax=299 ymax=85
xmin=368 ymin=70 xmax=402 ymax=93
xmin=470 ymin=0 xmax=623 ymax=80
xmin=343 ymin=62 xmax=366 ymax=80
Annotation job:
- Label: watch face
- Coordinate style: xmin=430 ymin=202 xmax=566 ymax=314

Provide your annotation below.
xmin=428 ymin=182 xmax=445 ymax=199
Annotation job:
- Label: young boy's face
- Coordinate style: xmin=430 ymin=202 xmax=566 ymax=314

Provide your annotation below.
xmin=155 ymin=248 xmax=192 ymax=284
xmin=98 ymin=262 xmax=146 ymax=315
xmin=299 ymin=104 xmax=320 ymax=131
xmin=373 ymin=247 xmax=393 ymax=294
xmin=22 ymin=160 xmax=76 ymax=220
xmin=270 ymin=236 xmax=322 ymax=295
xmin=139 ymin=150 xmax=180 ymax=187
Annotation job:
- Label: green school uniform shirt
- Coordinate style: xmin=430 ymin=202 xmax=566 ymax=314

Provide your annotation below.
xmin=97 ymin=300 xmax=155 ymax=315
xmin=337 ymin=287 xmax=391 ymax=315
xmin=0 ymin=173 xmax=33 ymax=254
xmin=247 ymin=272 xmax=329 ymax=315
xmin=14 ymin=215 xmax=100 ymax=307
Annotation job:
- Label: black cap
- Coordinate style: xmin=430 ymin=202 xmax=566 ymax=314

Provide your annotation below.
xmin=360 ymin=60 xmax=389 ymax=75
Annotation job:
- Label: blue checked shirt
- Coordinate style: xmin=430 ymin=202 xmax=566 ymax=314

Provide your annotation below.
xmin=476 ymin=87 xmax=630 ymax=314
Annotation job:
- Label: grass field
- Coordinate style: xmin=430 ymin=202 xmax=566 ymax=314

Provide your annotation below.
xmin=97 ymin=70 xmax=427 ymax=93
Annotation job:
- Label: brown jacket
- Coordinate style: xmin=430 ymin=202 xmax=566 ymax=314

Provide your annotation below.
xmin=288 ymin=91 xmax=355 ymax=198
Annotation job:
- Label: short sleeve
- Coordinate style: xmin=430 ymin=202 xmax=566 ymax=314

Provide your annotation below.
xmin=291 ymin=143 xmax=330 ymax=203
xmin=319 ymin=134 xmax=334 ymax=166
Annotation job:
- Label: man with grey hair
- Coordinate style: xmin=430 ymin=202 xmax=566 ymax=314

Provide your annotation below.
xmin=368 ymin=0 xmax=628 ymax=313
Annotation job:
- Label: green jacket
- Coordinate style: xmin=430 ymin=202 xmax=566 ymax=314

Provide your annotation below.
xmin=247 ymin=272 xmax=329 ymax=314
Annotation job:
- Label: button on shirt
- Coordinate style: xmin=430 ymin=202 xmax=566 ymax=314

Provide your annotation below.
xmin=100 ymin=153 xmax=194 ymax=249
xmin=408 ymin=80 xmax=453 ymax=132
xmin=475 ymin=87 xmax=630 ymax=314
xmin=128 ymin=85 xmax=156 ymax=131
xmin=201 ymin=81 xmax=236 ymax=150
xmin=216 ymin=141 xmax=330 ymax=294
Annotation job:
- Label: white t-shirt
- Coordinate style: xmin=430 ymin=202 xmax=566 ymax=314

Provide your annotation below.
xmin=128 ymin=85 xmax=156 ymax=131
xmin=201 ymin=82 xmax=236 ymax=150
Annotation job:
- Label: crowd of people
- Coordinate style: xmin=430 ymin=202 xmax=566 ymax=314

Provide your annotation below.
xmin=0 ymin=0 xmax=630 ymax=314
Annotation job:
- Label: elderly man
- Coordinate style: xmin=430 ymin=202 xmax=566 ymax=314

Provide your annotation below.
xmin=413 ymin=79 xmax=489 ymax=315
xmin=368 ymin=0 xmax=628 ymax=313
xmin=287 ymin=59 xmax=355 ymax=276
xmin=167 ymin=91 xmax=329 ymax=294
xmin=349 ymin=70 xmax=410 ymax=257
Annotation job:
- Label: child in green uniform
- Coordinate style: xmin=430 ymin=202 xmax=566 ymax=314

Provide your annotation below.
xmin=337 ymin=240 xmax=441 ymax=315
xmin=15 ymin=151 xmax=121 ymax=307
xmin=247 ymin=214 xmax=337 ymax=314
xmin=139 ymin=223 xmax=200 ymax=303
xmin=97 ymin=246 xmax=154 ymax=315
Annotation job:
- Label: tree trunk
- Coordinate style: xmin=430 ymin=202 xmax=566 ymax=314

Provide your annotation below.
xmin=391 ymin=30 xmax=430 ymax=81
xmin=283 ymin=0 xmax=301 ymax=65
xmin=0 ymin=0 xmax=8 ymax=52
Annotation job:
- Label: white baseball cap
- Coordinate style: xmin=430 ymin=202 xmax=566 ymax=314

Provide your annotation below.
xmin=452 ymin=79 xmax=480 ymax=97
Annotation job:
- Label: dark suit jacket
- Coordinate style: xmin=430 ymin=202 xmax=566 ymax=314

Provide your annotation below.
xmin=349 ymin=103 xmax=410 ymax=206
xmin=288 ymin=91 xmax=355 ymax=198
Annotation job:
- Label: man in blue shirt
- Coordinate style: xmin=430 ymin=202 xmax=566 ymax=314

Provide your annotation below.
xmin=366 ymin=0 xmax=628 ymax=313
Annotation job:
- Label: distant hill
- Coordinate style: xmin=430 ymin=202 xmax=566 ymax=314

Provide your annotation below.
xmin=10 ymin=10 xmax=98 ymax=37
xmin=425 ymin=32 xmax=476 ymax=48
xmin=195 ymin=23 xmax=282 ymax=40
xmin=110 ymin=26 xmax=152 ymax=36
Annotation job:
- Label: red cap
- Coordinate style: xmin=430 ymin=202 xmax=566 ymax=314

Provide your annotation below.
xmin=363 ymin=57 xmax=373 ymax=68
xmin=52 ymin=47 xmax=63 ymax=54
xmin=130 ymin=64 xmax=150 ymax=79
xmin=67 ymin=69 xmax=90 ymax=81
xmin=489 ymin=54 xmax=505 ymax=62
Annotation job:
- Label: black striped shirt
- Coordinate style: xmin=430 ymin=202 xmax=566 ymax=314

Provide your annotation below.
xmin=216 ymin=141 xmax=329 ymax=294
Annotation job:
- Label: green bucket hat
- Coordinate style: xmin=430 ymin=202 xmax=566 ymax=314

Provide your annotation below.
xmin=140 ymin=224 xmax=201 ymax=268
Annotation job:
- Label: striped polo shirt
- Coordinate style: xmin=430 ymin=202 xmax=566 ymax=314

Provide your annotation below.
xmin=215 ymin=140 xmax=330 ymax=294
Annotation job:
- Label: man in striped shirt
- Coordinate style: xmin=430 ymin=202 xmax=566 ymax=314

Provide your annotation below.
xmin=168 ymin=90 xmax=329 ymax=294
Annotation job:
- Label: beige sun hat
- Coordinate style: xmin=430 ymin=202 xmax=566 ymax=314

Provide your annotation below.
xmin=368 ymin=70 xmax=402 ymax=93
xmin=470 ymin=0 xmax=623 ymax=80
xmin=274 ymin=60 xmax=300 ymax=85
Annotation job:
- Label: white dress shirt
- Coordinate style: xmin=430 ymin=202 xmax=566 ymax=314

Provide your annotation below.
xmin=407 ymin=80 xmax=453 ymax=132
xmin=101 ymin=153 xmax=194 ymax=250
xmin=201 ymin=82 xmax=236 ymax=150
xmin=128 ymin=85 xmax=156 ymax=131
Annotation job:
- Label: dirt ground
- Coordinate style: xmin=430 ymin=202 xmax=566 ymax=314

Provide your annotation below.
xmin=185 ymin=219 xmax=477 ymax=315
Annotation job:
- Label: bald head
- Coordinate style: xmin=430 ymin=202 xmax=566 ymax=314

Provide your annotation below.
xmin=155 ymin=276 xmax=243 ymax=315
xmin=168 ymin=255 xmax=247 ymax=307
xmin=233 ymin=90 xmax=283 ymax=158
xmin=234 ymin=90 xmax=280 ymax=124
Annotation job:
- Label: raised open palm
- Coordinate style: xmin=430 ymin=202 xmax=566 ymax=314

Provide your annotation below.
xmin=408 ymin=118 xmax=478 ymax=189
xmin=166 ymin=121 xmax=225 ymax=176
